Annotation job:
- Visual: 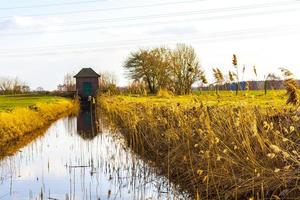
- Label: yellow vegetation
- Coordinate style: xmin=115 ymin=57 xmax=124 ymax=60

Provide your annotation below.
xmin=99 ymin=94 xmax=300 ymax=199
xmin=0 ymin=126 xmax=48 ymax=159
xmin=0 ymin=99 xmax=78 ymax=148
xmin=156 ymin=88 xmax=173 ymax=98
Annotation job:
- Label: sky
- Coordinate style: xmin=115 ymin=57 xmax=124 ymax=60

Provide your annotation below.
xmin=0 ymin=0 xmax=300 ymax=90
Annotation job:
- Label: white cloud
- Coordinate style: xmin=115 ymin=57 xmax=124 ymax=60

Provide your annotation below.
xmin=0 ymin=16 xmax=63 ymax=31
xmin=0 ymin=0 xmax=300 ymax=90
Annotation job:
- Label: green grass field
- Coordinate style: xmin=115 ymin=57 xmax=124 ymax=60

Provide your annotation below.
xmin=0 ymin=94 xmax=65 ymax=111
xmin=117 ymin=90 xmax=288 ymax=107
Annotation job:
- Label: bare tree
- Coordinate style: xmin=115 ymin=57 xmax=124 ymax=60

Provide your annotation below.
xmin=0 ymin=77 xmax=29 ymax=94
xmin=0 ymin=77 xmax=13 ymax=94
xmin=124 ymin=49 xmax=154 ymax=93
xmin=152 ymin=47 xmax=173 ymax=91
xmin=99 ymin=71 xmax=118 ymax=94
xmin=63 ymin=73 xmax=76 ymax=92
xmin=126 ymin=80 xmax=147 ymax=95
xmin=57 ymin=84 xmax=65 ymax=92
xmin=170 ymin=44 xmax=203 ymax=95
xmin=99 ymin=71 xmax=117 ymax=87
xmin=123 ymin=44 xmax=203 ymax=95
xmin=21 ymin=85 xmax=30 ymax=93
xmin=56 ymin=73 xmax=76 ymax=92
xmin=36 ymin=87 xmax=44 ymax=92
xmin=124 ymin=47 xmax=171 ymax=94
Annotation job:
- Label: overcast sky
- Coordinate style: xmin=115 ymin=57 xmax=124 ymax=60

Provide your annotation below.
xmin=0 ymin=0 xmax=300 ymax=90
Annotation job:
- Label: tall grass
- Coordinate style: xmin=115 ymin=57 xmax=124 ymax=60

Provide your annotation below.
xmin=99 ymin=95 xmax=300 ymax=199
xmin=0 ymin=99 xmax=79 ymax=148
xmin=157 ymin=88 xmax=173 ymax=98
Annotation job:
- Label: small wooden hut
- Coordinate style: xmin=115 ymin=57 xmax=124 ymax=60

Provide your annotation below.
xmin=74 ymin=68 xmax=100 ymax=99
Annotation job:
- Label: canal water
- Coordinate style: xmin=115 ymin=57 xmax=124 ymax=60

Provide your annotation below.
xmin=0 ymin=111 xmax=187 ymax=200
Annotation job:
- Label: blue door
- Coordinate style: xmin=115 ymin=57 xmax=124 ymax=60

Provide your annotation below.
xmin=83 ymin=82 xmax=92 ymax=96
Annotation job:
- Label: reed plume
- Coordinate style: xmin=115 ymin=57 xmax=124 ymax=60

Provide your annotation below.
xmin=280 ymin=68 xmax=300 ymax=105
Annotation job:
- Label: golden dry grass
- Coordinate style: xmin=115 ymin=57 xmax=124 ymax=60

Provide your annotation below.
xmin=119 ymin=90 xmax=288 ymax=107
xmin=99 ymin=92 xmax=300 ymax=199
xmin=0 ymin=98 xmax=79 ymax=152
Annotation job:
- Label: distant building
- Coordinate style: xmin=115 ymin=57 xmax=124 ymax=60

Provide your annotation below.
xmin=200 ymin=80 xmax=300 ymax=91
xmin=74 ymin=68 xmax=100 ymax=99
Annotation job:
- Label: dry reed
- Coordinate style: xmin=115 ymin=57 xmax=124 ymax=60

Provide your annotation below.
xmin=99 ymin=95 xmax=300 ymax=199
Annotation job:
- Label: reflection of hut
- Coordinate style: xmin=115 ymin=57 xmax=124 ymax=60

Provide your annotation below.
xmin=77 ymin=109 xmax=100 ymax=140
xmin=74 ymin=68 xmax=100 ymax=100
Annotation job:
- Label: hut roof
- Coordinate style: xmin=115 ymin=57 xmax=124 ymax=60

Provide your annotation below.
xmin=74 ymin=68 xmax=100 ymax=78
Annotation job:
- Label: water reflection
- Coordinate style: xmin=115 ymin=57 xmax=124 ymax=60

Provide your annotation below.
xmin=0 ymin=112 xmax=187 ymax=199
xmin=77 ymin=108 xmax=101 ymax=140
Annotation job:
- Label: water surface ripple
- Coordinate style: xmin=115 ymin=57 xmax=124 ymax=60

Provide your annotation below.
xmin=0 ymin=115 xmax=187 ymax=200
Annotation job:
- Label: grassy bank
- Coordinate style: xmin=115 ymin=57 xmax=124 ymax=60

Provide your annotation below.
xmin=99 ymin=92 xmax=300 ymax=199
xmin=119 ymin=90 xmax=287 ymax=107
xmin=0 ymin=94 xmax=67 ymax=111
xmin=0 ymin=95 xmax=78 ymax=156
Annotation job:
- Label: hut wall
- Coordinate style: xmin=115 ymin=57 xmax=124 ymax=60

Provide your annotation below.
xmin=76 ymin=77 xmax=99 ymax=97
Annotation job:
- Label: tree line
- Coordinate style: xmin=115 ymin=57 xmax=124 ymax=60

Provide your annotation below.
xmin=123 ymin=43 xmax=204 ymax=95
xmin=123 ymin=45 xmax=299 ymax=104
xmin=0 ymin=77 xmax=30 ymax=95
